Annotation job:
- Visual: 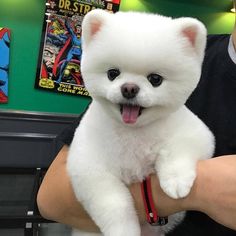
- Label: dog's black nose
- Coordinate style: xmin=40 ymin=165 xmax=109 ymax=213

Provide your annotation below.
xmin=121 ymin=83 xmax=140 ymax=99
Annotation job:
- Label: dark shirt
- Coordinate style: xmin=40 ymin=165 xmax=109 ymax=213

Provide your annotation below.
xmin=57 ymin=34 xmax=236 ymax=235
xmin=168 ymin=35 xmax=236 ymax=235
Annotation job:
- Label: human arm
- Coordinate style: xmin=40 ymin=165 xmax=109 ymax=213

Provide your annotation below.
xmin=37 ymin=146 xmax=236 ymax=232
xmin=37 ymin=145 xmax=99 ymax=232
xmin=187 ymin=155 xmax=236 ymax=230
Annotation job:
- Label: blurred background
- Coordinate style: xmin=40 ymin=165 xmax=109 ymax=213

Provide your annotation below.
xmin=0 ymin=0 xmax=235 ymax=115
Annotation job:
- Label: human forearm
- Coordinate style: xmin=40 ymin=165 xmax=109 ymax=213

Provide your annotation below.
xmin=190 ymin=156 xmax=236 ymax=230
xmin=37 ymin=145 xmax=179 ymax=230
xmin=37 ymin=147 xmax=236 ymax=231
xmin=37 ymin=145 xmax=99 ymax=232
xmin=130 ymin=156 xmax=236 ymax=232
xmin=147 ymin=156 xmax=236 ymax=230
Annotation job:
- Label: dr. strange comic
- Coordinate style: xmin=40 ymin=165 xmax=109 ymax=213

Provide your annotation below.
xmin=35 ymin=0 xmax=121 ymax=97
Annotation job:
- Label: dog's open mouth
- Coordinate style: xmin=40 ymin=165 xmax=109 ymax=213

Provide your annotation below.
xmin=119 ymin=104 xmax=144 ymax=124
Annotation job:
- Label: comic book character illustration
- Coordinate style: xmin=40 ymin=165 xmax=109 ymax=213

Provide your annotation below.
xmin=35 ymin=0 xmax=121 ymax=97
xmin=0 ymin=28 xmax=10 ymax=103
xmin=42 ymin=45 xmax=59 ymax=79
xmin=57 ymin=59 xmax=82 ymax=84
xmin=47 ymin=16 xmax=68 ymax=47
xmin=54 ymin=19 xmax=82 ymax=84
xmin=47 ymin=0 xmax=56 ymax=9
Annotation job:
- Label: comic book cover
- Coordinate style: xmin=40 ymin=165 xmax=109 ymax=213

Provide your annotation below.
xmin=35 ymin=0 xmax=121 ymax=97
xmin=0 ymin=28 xmax=10 ymax=103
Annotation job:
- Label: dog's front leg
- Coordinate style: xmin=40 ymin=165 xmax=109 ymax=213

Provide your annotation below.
xmin=155 ymin=148 xmax=197 ymax=199
xmin=70 ymin=172 xmax=141 ymax=236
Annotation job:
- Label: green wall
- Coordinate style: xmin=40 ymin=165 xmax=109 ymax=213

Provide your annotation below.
xmin=0 ymin=0 xmax=234 ymax=115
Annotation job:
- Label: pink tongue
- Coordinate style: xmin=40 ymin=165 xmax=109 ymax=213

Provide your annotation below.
xmin=121 ymin=105 xmax=140 ymax=124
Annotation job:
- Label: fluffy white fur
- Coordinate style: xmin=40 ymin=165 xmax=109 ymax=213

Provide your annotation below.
xmin=67 ymin=10 xmax=215 ymax=236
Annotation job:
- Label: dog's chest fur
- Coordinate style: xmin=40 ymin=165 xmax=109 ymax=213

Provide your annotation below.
xmin=77 ymin=106 xmax=168 ymax=184
xmin=112 ymin=128 xmax=159 ymax=184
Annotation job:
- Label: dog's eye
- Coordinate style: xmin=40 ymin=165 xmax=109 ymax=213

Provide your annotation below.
xmin=147 ymin=73 xmax=163 ymax=87
xmin=107 ymin=68 xmax=120 ymax=81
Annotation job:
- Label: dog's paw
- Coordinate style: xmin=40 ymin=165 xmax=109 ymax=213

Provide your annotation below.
xmin=159 ymin=170 xmax=196 ymax=199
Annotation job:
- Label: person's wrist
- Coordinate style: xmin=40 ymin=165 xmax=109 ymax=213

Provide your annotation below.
xmin=130 ymin=163 xmax=205 ymax=225
xmin=129 ymin=181 xmax=147 ymax=224
xmin=179 ymin=160 xmax=206 ymax=213
xmin=150 ymin=175 xmax=186 ymax=216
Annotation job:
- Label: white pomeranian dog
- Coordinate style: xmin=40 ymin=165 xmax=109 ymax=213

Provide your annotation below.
xmin=67 ymin=10 xmax=215 ymax=236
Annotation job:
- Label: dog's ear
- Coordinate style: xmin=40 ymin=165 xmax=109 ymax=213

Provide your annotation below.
xmin=174 ymin=17 xmax=207 ymax=62
xmin=82 ymin=9 xmax=111 ymax=48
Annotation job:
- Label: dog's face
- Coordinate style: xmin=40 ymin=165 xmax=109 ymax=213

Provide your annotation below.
xmin=81 ymin=10 xmax=206 ymax=126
